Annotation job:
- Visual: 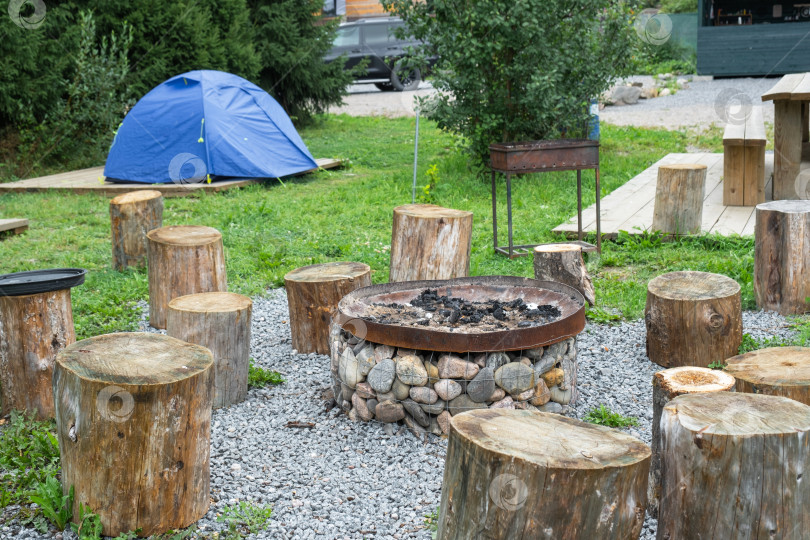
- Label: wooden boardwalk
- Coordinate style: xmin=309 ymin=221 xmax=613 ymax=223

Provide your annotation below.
xmin=0 ymin=218 xmax=28 ymax=238
xmin=0 ymin=158 xmax=342 ymax=198
xmin=553 ymin=152 xmax=776 ymax=238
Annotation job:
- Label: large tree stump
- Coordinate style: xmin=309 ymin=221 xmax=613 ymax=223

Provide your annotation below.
xmin=389 ymin=204 xmax=473 ymax=282
xmin=645 ymin=271 xmax=742 ymax=368
xmin=648 ymin=367 xmax=735 ymax=518
xmin=284 ymin=262 xmax=371 ymax=354
xmin=725 ymin=346 xmax=810 ymax=404
xmin=110 ymin=190 xmax=163 ymax=271
xmin=533 ymin=243 xmax=595 ymax=306
xmin=146 ymin=225 xmax=227 ymax=329
xmin=754 ymin=200 xmax=810 ymax=315
xmin=167 ymin=292 xmax=252 ymax=408
xmin=53 ymin=333 xmax=213 ymax=537
xmin=437 ymin=409 xmax=650 ymax=539
xmin=651 ymin=164 xmax=707 ymax=235
xmin=0 ymin=289 xmax=75 ymax=419
xmin=657 ymin=392 xmax=810 ymax=538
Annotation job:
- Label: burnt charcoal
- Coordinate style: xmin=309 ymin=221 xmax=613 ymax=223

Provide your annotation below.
xmin=439 ymin=309 xmax=451 ymax=317
xmin=416 ymin=319 xmax=430 ymax=326
xmin=423 ymin=306 xmax=437 ymax=312
xmin=448 ymin=310 xmax=461 ymax=324
xmin=517 ymin=321 xmax=533 ymax=328
xmin=468 ymin=312 xmax=483 ymax=323
xmin=518 ymin=303 xmax=528 ymax=311
xmin=493 ymin=306 xmax=506 ymax=321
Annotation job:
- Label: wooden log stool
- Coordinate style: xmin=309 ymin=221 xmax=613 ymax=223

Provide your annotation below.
xmin=146 ymin=225 xmax=227 ymax=329
xmin=110 ymin=190 xmax=163 ymax=271
xmin=645 ymin=271 xmax=742 ymax=368
xmin=53 ymin=333 xmax=213 ymax=537
xmin=437 ymin=409 xmax=650 ymax=539
xmin=658 ymin=392 xmax=810 ymax=538
xmin=648 ymin=367 xmax=735 ymax=518
xmin=284 ymin=262 xmax=371 ymax=354
xmin=651 ymin=164 xmax=707 ymax=235
xmin=533 ymin=243 xmax=595 ymax=306
xmin=389 ymin=204 xmax=473 ymax=282
xmin=754 ymin=200 xmax=810 ymax=315
xmin=725 ymin=346 xmax=810 ymax=404
xmin=167 ymin=292 xmax=252 ymax=408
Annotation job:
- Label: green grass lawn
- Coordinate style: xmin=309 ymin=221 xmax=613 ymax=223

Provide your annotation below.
xmin=0 ymin=115 xmax=799 ymax=339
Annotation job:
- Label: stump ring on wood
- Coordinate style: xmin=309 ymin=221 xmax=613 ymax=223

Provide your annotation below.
xmin=110 ymin=190 xmax=163 ymax=271
xmin=724 ymin=346 xmax=810 ymax=404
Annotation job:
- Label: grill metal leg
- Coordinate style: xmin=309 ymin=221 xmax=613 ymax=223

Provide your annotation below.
xmin=506 ymin=173 xmax=514 ymax=258
xmin=595 ymin=167 xmax=602 ymax=254
xmin=491 ymin=170 xmax=498 ymax=252
xmin=577 ymin=169 xmax=583 ymax=241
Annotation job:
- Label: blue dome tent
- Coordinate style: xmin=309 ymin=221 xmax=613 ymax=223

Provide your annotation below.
xmin=104 ymin=70 xmax=318 ymax=184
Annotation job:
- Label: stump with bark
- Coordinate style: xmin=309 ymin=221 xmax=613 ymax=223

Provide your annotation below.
xmin=53 ymin=333 xmax=213 ymax=537
xmin=437 ymin=409 xmax=650 ymax=539
xmin=284 ymin=262 xmax=371 ymax=354
xmin=533 ymin=243 xmax=595 ymax=306
xmin=754 ymin=200 xmax=810 ymax=315
xmin=146 ymin=225 xmax=227 ymax=329
xmin=645 ymin=271 xmax=742 ymax=368
xmin=110 ymin=190 xmax=163 ymax=271
xmin=724 ymin=346 xmax=810 ymax=404
xmin=0 ymin=289 xmax=75 ymax=419
xmin=167 ymin=292 xmax=252 ymax=408
xmin=651 ymin=164 xmax=707 ymax=235
xmin=648 ymin=367 xmax=735 ymax=518
xmin=657 ymin=392 xmax=810 ymax=538
xmin=389 ymin=204 xmax=473 ymax=282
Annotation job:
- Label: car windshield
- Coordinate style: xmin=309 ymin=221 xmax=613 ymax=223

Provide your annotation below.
xmin=364 ymin=23 xmax=398 ymax=45
xmin=334 ymin=26 xmax=360 ymax=47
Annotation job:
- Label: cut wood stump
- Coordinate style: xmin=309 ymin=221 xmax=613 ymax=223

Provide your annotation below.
xmin=658 ymin=392 xmax=810 ymax=538
xmin=53 ymin=333 xmax=213 ymax=537
xmin=146 ymin=225 xmax=227 ymax=329
xmin=648 ymin=367 xmax=735 ymax=518
xmin=651 ymin=164 xmax=707 ymax=235
xmin=110 ymin=190 xmax=163 ymax=271
xmin=389 ymin=204 xmax=473 ymax=282
xmin=754 ymin=200 xmax=810 ymax=315
xmin=437 ymin=409 xmax=650 ymax=539
xmin=284 ymin=262 xmax=371 ymax=354
xmin=533 ymin=243 xmax=595 ymax=306
xmin=167 ymin=292 xmax=252 ymax=408
xmin=0 ymin=289 xmax=75 ymax=419
xmin=645 ymin=271 xmax=742 ymax=368
xmin=725 ymin=346 xmax=810 ymax=404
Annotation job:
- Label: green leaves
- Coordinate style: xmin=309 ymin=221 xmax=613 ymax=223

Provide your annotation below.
xmin=217 ymin=500 xmax=273 ymax=538
xmin=248 ymin=359 xmax=285 ymax=389
xmin=584 ymin=404 xmax=639 ymax=428
xmin=29 ymin=479 xmax=73 ymax=531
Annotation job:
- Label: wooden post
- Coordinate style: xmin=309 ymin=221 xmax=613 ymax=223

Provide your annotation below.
xmin=645 ymin=271 xmax=742 ymax=368
xmin=437 ymin=409 xmax=650 ymax=539
xmin=0 ymin=289 xmax=75 ymax=419
xmin=658 ymin=392 xmax=810 ymax=538
xmin=389 ymin=204 xmax=473 ymax=282
xmin=146 ymin=225 xmax=227 ymax=329
xmin=167 ymin=292 xmax=252 ymax=408
xmin=53 ymin=333 xmax=213 ymax=537
xmin=802 ymin=101 xmax=809 ymax=143
xmin=648 ymin=367 xmax=735 ymax=518
xmin=774 ymin=100 xmax=804 ymax=200
xmin=725 ymin=346 xmax=810 ymax=404
xmin=754 ymin=200 xmax=810 ymax=315
xmin=284 ymin=262 xmax=371 ymax=354
xmin=532 ymin=243 xmax=595 ymax=306
xmin=110 ymin=190 xmax=163 ymax=271
xmin=651 ymin=164 xmax=707 ymax=235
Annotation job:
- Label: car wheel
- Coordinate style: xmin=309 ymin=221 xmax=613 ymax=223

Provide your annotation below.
xmin=374 ymin=82 xmax=395 ymax=92
xmin=390 ymin=62 xmax=421 ymax=92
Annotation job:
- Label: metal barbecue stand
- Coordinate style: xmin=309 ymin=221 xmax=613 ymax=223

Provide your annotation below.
xmin=489 ymin=139 xmax=601 ymax=257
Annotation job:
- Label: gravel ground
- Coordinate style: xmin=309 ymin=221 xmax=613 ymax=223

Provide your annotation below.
xmin=1 ymin=289 xmax=799 ymax=540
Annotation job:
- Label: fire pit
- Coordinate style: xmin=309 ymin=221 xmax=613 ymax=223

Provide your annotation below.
xmin=329 ymin=276 xmax=586 ymax=435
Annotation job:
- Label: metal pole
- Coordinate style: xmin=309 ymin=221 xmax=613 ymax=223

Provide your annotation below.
xmin=411 ymin=111 xmax=420 ymax=204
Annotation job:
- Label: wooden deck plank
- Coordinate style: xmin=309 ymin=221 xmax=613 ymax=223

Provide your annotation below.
xmin=761 ymin=73 xmax=805 ymax=102
xmin=0 ymin=218 xmax=29 ymax=237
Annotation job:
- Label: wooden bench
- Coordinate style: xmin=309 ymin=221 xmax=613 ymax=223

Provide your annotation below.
xmin=722 ymin=105 xmax=766 ymax=206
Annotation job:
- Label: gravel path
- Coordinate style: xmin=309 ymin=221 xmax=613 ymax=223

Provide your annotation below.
xmin=1 ymin=291 xmax=799 ymax=540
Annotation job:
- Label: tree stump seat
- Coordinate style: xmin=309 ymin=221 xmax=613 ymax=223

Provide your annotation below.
xmin=651 ymin=163 xmax=707 ymax=235
xmin=532 ymin=243 xmax=595 ymax=306
xmin=110 ymin=190 xmax=163 ymax=271
xmin=725 ymin=346 xmax=810 ymax=404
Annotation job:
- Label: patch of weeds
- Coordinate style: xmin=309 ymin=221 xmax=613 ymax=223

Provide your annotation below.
xmin=217 ymin=501 xmax=273 ymax=539
xmin=417 ymin=163 xmax=440 ymax=204
xmin=707 ymin=360 xmax=726 ymax=370
xmin=148 ymin=528 xmax=198 ymax=540
xmin=614 ymin=228 xmax=665 ymax=250
xmin=248 ymin=360 xmax=285 ymax=389
xmin=584 ymin=404 xmax=639 ymax=428
xmin=71 ymin=503 xmax=103 ymax=539
xmin=424 ymin=506 xmax=439 ymax=539
xmin=0 ymin=411 xmax=61 ymax=508
xmin=28 ymin=478 xmax=73 ymax=531
xmin=737 ymin=331 xmax=796 ymax=355
xmin=586 ymin=306 xmax=622 ymax=325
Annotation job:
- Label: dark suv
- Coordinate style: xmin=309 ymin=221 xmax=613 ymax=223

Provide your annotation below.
xmin=325 ymin=17 xmax=426 ymax=91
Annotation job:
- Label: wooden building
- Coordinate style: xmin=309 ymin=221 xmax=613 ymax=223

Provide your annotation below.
xmin=323 ymin=0 xmax=387 ymax=20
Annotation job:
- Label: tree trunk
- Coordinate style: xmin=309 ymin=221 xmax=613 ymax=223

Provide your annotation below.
xmin=725 ymin=346 xmax=810 ymax=404
xmin=110 ymin=190 xmax=163 ymax=271
xmin=167 ymin=292 xmax=252 ymax=408
xmin=146 ymin=225 xmax=227 ymax=329
xmin=645 ymin=271 xmax=742 ymax=368
xmin=533 ymin=243 xmax=595 ymax=306
xmin=284 ymin=262 xmax=371 ymax=354
xmin=657 ymin=392 xmax=810 ymax=539
xmin=389 ymin=204 xmax=473 ymax=282
xmin=648 ymin=367 xmax=735 ymax=518
xmin=0 ymin=289 xmax=75 ymax=419
xmin=437 ymin=409 xmax=650 ymax=539
xmin=651 ymin=164 xmax=707 ymax=235
xmin=754 ymin=200 xmax=810 ymax=315
xmin=53 ymin=332 xmax=213 ymax=538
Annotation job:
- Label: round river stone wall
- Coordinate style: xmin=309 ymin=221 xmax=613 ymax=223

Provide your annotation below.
xmin=329 ymin=321 xmax=579 ymax=436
